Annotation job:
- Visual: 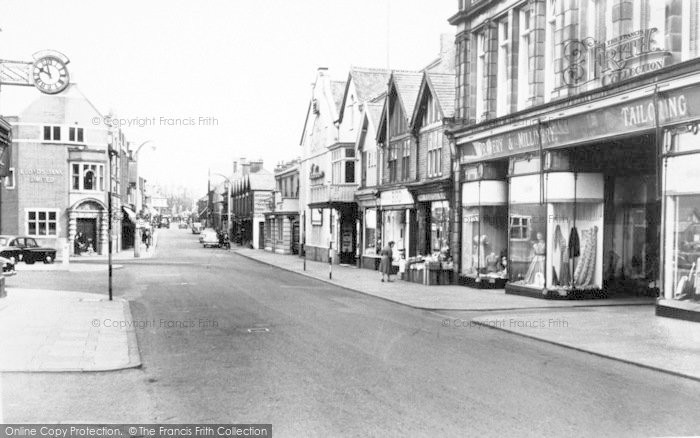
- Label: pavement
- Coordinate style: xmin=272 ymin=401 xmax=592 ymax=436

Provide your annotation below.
xmin=232 ymin=247 xmax=653 ymax=311
xmin=63 ymin=228 xmax=160 ymax=264
xmin=469 ymin=306 xmax=700 ymax=381
xmin=233 ymin=247 xmax=700 ymax=382
xmin=0 ymin=288 xmax=141 ymax=372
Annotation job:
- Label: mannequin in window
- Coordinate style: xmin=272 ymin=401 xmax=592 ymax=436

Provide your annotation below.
xmin=485 ymin=252 xmax=499 ymax=273
xmin=524 ymin=232 xmax=546 ymax=286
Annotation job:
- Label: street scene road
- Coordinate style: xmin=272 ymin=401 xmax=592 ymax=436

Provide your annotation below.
xmin=3 ymin=228 xmax=700 ymax=437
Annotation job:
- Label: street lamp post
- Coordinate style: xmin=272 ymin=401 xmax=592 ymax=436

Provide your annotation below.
xmin=132 ymin=140 xmax=155 ymax=258
xmin=107 ymin=135 xmax=118 ymax=301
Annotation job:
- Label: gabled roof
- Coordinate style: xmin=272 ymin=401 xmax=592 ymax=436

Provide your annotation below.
xmin=393 ymin=72 xmax=423 ymax=117
xmin=298 ymin=70 xmax=346 ymax=147
xmin=338 ymin=67 xmax=391 ymax=122
xmin=375 ymin=71 xmax=422 ymax=142
xmin=409 ymin=71 xmax=456 ymax=129
xmin=365 ymin=101 xmax=384 ymax=129
xmin=330 ymin=80 xmax=346 ymax=115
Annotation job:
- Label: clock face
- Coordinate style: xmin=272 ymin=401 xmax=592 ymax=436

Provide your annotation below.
xmin=31 ymin=56 xmax=70 ymax=94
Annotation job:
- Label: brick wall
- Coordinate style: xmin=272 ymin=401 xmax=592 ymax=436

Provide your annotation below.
xmin=484 ymin=21 xmax=499 ymax=119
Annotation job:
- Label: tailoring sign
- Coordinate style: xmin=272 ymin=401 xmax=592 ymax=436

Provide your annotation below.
xmin=460 ymin=83 xmax=700 ymax=162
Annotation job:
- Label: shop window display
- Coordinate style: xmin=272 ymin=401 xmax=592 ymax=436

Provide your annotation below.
xmin=462 ymin=206 xmax=508 ymax=278
xmin=382 ymin=210 xmax=406 ymax=261
xmin=430 ymin=201 xmax=450 ymax=253
xmin=364 ymin=208 xmax=378 ymax=255
xmin=663 ymin=133 xmax=700 ymax=306
xmin=547 ymin=202 xmax=604 ymax=290
xmin=666 ymin=195 xmax=700 ymax=303
xmin=509 ymin=204 xmax=547 ymax=287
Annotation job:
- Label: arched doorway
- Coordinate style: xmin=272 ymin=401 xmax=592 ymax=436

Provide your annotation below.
xmin=69 ymin=198 xmax=107 ymax=255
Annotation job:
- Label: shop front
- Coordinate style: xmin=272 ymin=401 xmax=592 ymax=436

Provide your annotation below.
xmin=405 ymin=180 xmax=455 ymax=285
xmin=659 ymin=122 xmax=700 ymax=321
xmin=356 ymin=190 xmax=381 ymax=270
xmin=455 ymin=67 xmax=700 ymax=314
xmin=505 ymin=152 xmax=606 ymax=299
xmin=460 ymin=161 xmax=509 ymax=288
xmin=378 ymin=188 xmax=416 ymax=273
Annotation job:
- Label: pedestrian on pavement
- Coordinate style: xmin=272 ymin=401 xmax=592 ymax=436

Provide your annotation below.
xmin=142 ymin=228 xmax=151 ymax=250
xmin=74 ymin=231 xmax=84 ymax=256
xmin=379 ymin=241 xmax=395 ymax=282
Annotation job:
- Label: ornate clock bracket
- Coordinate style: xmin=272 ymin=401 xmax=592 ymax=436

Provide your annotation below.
xmin=0 ymin=49 xmax=70 ymax=94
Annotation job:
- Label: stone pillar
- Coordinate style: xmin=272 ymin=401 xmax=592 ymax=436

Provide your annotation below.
xmin=68 ymin=213 xmax=77 ymax=256
xmin=484 ymin=20 xmax=499 ymax=119
xmin=612 ymin=0 xmax=634 ymax=38
xmin=456 ymin=31 xmax=471 ymax=122
xmin=529 ymin=0 xmax=547 ymax=106
xmin=416 ymin=203 xmax=428 ymax=256
xmin=100 ymin=213 xmax=108 ymax=255
xmin=557 ymin=0 xmax=580 ymax=93
xmin=665 ymin=0 xmax=683 ymax=62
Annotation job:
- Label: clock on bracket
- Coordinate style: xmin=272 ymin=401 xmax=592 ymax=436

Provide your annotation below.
xmin=31 ymin=55 xmax=70 ymax=94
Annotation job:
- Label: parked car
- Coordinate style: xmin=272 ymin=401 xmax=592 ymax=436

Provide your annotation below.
xmin=0 ymin=235 xmax=57 ymax=264
xmin=191 ymin=222 xmax=202 ymax=234
xmin=200 ymin=228 xmax=219 ymax=248
xmin=178 ymin=221 xmax=188 ymax=229
xmin=0 ymin=255 xmax=16 ymax=276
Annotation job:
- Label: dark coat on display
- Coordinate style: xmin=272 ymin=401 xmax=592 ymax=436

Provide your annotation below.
xmin=568 ymin=227 xmax=580 ymax=258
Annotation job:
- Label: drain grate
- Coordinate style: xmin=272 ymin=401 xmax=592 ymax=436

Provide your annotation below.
xmin=247 ymin=327 xmax=270 ymax=333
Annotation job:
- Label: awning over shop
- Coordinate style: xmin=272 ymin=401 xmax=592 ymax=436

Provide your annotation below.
xmin=122 ymin=206 xmax=137 ymax=223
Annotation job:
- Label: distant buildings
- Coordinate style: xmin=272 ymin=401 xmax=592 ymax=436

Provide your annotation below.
xmin=264 ymin=159 xmax=300 ymax=255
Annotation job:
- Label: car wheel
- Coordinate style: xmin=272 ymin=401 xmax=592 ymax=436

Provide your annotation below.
xmin=25 ymin=257 xmax=35 ymax=265
xmin=44 ymin=254 xmax=54 ymax=264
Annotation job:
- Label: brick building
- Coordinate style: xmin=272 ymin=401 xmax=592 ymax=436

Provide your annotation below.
xmin=264 ymin=159 xmax=300 ymax=255
xmin=0 ymin=84 xmax=130 ymax=258
xmin=230 ymin=158 xmax=273 ymax=249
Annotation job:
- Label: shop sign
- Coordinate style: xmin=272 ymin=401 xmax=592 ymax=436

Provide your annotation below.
xmin=19 ymin=168 xmax=63 ymax=183
xmin=563 ymin=28 xmax=671 ymax=87
xmin=417 ymin=192 xmax=446 ymax=202
xmin=254 ymin=192 xmax=273 ymax=212
xmin=461 ymin=83 xmax=700 ymax=162
xmin=380 ymin=188 xmax=413 ymax=206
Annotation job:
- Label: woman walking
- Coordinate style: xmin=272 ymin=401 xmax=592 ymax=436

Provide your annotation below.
xmin=379 ymin=241 xmax=395 ymax=282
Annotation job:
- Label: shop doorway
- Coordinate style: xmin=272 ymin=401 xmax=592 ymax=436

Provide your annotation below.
xmin=291 ymin=218 xmax=300 ymax=254
xmin=258 ymin=222 xmax=264 ymax=249
xmin=77 ymin=218 xmax=98 ymax=253
xmin=339 ymin=209 xmax=357 ymax=265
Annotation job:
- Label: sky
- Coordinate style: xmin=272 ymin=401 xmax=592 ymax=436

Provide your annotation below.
xmin=0 ymin=0 xmax=455 ymax=196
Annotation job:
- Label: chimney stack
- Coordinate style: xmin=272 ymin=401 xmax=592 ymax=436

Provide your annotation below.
xmin=240 ymin=157 xmax=250 ymax=176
